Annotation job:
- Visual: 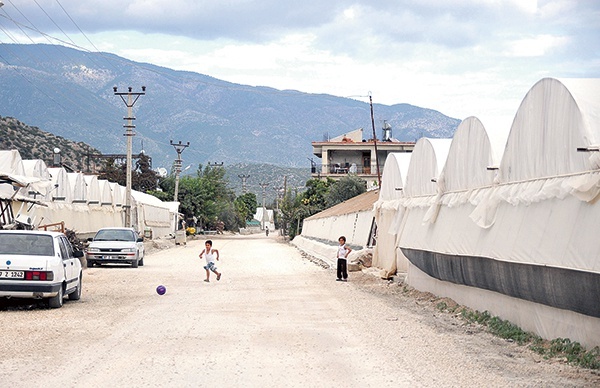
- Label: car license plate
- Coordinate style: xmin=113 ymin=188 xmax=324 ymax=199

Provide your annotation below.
xmin=0 ymin=270 xmax=25 ymax=279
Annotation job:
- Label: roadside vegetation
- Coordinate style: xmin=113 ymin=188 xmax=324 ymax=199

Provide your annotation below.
xmin=279 ymin=175 xmax=367 ymax=238
xmin=434 ymin=299 xmax=600 ymax=370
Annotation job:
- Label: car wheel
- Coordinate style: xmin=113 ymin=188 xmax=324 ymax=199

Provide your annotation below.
xmin=87 ymin=260 xmax=94 ymax=268
xmin=131 ymin=257 xmax=139 ymax=268
xmin=48 ymin=286 xmax=64 ymax=308
xmin=139 ymin=255 xmax=144 ymax=266
xmin=69 ymin=274 xmax=82 ymax=301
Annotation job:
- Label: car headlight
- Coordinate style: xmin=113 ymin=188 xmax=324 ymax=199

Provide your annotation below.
xmin=122 ymin=248 xmax=136 ymax=253
xmin=87 ymin=247 xmax=100 ymax=253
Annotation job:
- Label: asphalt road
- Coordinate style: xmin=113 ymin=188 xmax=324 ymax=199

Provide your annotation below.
xmin=0 ymin=235 xmax=597 ymax=387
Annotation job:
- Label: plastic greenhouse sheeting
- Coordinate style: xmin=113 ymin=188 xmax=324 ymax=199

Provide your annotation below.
xmin=373 ymin=152 xmax=412 ymax=275
xmin=397 ymin=78 xmax=600 ymax=348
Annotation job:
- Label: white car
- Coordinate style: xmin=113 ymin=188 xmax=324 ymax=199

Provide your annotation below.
xmin=0 ymin=230 xmax=84 ymax=308
xmin=86 ymin=227 xmax=144 ymax=268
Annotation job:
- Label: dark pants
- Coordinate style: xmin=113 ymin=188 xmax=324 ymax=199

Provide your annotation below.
xmin=337 ymin=258 xmax=348 ymax=279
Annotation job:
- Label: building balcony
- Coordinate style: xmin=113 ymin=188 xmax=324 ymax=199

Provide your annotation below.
xmin=311 ymin=164 xmax=383 ymax=178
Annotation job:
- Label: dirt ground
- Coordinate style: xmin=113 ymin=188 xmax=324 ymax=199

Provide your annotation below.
xmin=0 ymin=234 xmax=598 ymax=387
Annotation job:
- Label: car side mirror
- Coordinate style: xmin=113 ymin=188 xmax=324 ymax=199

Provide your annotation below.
xmin=137 ymin=238 xmax=143 ymax=242
xmin=87 ymin=237 xmax=93 ymax=242
xmin=74 ymin=250 xmax=84 ymax=258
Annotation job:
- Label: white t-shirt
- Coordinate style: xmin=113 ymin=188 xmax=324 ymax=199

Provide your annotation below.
xmin=337 ymin=245 xmax=349 ymax=259
xmin=204 ymin=249 xmax=216 ymax=264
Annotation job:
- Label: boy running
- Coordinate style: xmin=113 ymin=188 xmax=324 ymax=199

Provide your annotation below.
xmin=199 ymin=240 xmax=222 ymax=282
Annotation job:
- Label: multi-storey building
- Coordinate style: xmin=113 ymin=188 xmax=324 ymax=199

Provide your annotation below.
xmin=310 ymin=128 xmax=415 ymax=186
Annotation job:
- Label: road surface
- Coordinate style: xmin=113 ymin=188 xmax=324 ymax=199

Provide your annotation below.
xmin=0 ymin=235 xmax=597 ymax=387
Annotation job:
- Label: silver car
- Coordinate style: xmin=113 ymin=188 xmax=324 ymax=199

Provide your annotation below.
xmin=86 ymin=227 xmax=145 ymax=268
xmin=0 ymin=230 xmax=84 ymax=308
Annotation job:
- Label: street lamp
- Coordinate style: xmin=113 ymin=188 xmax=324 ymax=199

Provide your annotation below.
xmin=52 ymin=148 xmax=61 ymax=167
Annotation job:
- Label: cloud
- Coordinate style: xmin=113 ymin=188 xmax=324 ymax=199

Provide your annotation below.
xmin=504 ymin=34 xmax=569 ymax=57
xmin=0 ymin=0 xmax=598 ymax=130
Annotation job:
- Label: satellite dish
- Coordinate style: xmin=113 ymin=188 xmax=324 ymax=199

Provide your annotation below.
xmin=156 ymin=167 xmax=168 ymax=177
xmin=53 ymin=148 xmax=61 ymax=154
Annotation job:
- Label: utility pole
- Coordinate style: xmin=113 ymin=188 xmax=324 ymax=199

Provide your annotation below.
xmin=258 ymin=182 xmax=269 ymax=230
xmin=272 ymin=185 xmax=283 ymax=212
xmin=282 ymin=175 xmax=288 ymax=238
xmin=238 ymin=174 xmax=250 ymax=194
xmin=113 ymin=86 xmax=145 ymax=227
xmin=170 ymin=140 xmax=190 ymax=202
xmin=369 ymin=93 xmax=382 ymax=188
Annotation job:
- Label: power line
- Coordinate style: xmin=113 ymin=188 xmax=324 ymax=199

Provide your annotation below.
xmin=53 ymin=0 xmax=119 ymax=73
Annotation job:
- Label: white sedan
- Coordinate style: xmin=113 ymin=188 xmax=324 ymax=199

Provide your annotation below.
xmin=86 ymin=227 xmax=145 ymax=268
xmin=0 ymin=230 xmax=84 ymax=308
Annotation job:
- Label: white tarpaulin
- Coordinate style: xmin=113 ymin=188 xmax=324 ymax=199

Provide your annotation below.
xmin=84 ymin=175 xmax=101 ymax=205
xmin=254 ymin=207 xmax=275 ymax=231
xmin=98 ymin=179 xmax=114 ymax=206
xmin=68 ymin=172 xmax=87 ymax=204
xmin=403 ymin=138 xmax=451 ymax=198
xmin=373 ymin=153 xmax=412 ymax=275
xmin=47 ymin=167 xmax=70 ymax=203
xmin=0 ymin=149 xmax=176 ymax=239
xmin=397 ymin=78 xmax=600 ymax=348
xmin=109 ymin=182 xmax=125 ymax=207
xmin=132 ymin=190 xmax=177 ymax=238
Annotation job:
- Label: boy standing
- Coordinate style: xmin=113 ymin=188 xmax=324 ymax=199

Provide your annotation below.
xmin=336 ymin=236 xmax=352 ymax=282
xmin=199 ymin=240 xmax=222 ymax=282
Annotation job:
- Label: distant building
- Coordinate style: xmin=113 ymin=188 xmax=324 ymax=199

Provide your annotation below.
xmin=311 ymin=128 xmax=415 ymax=185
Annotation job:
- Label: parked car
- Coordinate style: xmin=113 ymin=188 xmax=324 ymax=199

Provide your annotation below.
xmin=86 ymin=227 xmax=144 ymax=268
xmin=0 ymin=230 xmax=84 ymax=308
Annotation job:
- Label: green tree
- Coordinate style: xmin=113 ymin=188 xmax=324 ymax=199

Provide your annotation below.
xmin=155 ymin=164 xmax=241 ymax=231
xmin=234 ymin=192 xmax=258 ymax=222
xmin=280 ymin=188 xmax=302 ymax=239
xmin=97 ymin=158 xmax=124 ymax=185
xmin=98 ymin=154 xmax=157 ymax=193
xmin=300 ymin=177 xmax=334 ymax=212
xmin=133 ymin=153 xmax=158 ymax=192
xmin=147 ymin=165 xmax=264 ymax=232
xmin=325 ymin=175 xmax=367 ymax=207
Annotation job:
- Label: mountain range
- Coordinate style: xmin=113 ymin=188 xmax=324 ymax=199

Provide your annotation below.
xmin=0 ymin=43 xmax=461 ymax=170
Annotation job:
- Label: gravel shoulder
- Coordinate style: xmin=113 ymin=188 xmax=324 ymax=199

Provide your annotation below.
xmin=0 ymin=234 xmax=598 ymax=387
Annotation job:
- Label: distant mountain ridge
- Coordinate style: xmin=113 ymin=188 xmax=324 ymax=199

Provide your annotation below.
xmin=0 ymin=114 xmax=309 ymax=202
xmin=0 ymin=43 xmax=461 ymax=169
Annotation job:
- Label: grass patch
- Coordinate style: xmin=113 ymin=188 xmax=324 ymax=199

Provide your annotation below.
xmin=458 ymin=308 xmax=600 ymax=369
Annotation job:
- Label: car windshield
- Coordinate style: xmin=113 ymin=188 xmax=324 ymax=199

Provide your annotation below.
xmin=0 ymin=233 xmax=55 ymax=256
xmin=94 ymin=229 xmax=136 ymax=242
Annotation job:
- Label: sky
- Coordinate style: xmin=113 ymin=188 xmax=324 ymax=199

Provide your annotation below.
xmin=0 ymin=0 xmax=598 ymax=132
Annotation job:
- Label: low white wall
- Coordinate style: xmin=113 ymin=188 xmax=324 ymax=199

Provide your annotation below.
xmin=291 ymin=235 xmax=338 ymax=267
xmin=301 ymin=209 xmax=374 ymax=247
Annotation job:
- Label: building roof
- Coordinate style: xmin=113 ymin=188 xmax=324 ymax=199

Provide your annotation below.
xmin=305 ymin=189 xmax=379 ymax=220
